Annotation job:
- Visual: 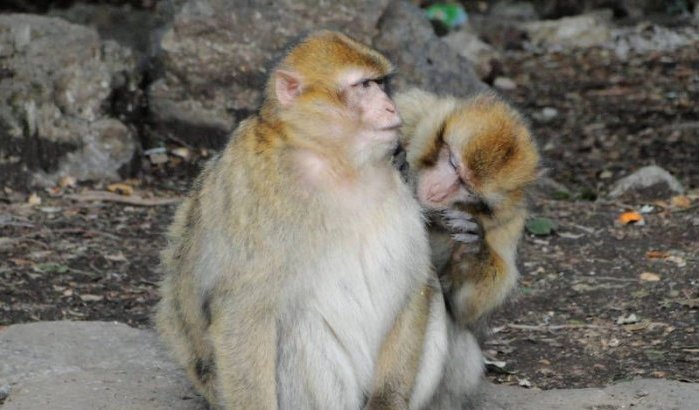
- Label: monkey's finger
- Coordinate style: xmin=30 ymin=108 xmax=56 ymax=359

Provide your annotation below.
xmin=452 ymin=233 xmax=480 ymax=244
xmin=443 ymin=208 xmax=477 ymax=222
xmin=445 ymin=218 xmax=480 ymax=234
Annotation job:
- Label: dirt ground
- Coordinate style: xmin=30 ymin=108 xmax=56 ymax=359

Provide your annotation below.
xmin=1 ymin=34 xmax=697 ymax=390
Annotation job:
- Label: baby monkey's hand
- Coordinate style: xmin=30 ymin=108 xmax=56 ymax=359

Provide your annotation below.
xmin=441 ymin=209 xmax=482 ymax=255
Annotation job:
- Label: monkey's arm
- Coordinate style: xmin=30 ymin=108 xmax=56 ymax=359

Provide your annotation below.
xmin=209 ymin=297 xmax=278 ymax=410
xmin=363 ymin=284 xmax=434 ymax=410
xmin=439 ymin=207 xmax=526 ymax=327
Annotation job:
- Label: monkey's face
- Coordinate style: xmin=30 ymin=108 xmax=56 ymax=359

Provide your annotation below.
xmin=339 ymin=70 xmax=401 ymax=147
xmin=415 ymin=144 xmax=479 ymax=211
xmin=269 ymin=31 xmax=401 ymax=163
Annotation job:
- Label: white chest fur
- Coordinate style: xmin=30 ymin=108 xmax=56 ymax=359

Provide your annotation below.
xmin=277 ymin=180 xmax=431 ymax=409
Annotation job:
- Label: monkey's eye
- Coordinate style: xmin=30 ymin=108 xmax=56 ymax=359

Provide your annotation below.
xmin=361 ymin=79 xmax=373 ymax=88
xmin=448 ymin=152 xmax=458 ymax=170
xmin=374 ymin=77 xmax=386 ymax=90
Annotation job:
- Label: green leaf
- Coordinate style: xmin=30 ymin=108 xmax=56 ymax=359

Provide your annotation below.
xmin=526 ymin=217 xmax=558 ymax=236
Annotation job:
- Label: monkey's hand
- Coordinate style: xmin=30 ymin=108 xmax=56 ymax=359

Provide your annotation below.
xmin=441 ymin=209 xmax=482 ymax=251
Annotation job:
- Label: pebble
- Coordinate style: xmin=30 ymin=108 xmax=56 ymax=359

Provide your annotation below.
xmin=493 ymin=76 xmax=517 ymax=90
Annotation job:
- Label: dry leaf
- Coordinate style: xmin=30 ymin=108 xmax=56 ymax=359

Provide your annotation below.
xmin=27 ymin=192 xmax=41 ymax=205
xmin=624 ymin=321 xmax=649 ymax=331
xmin=639 ymin=204 xmax=655 ymax=214
xmin=171 ymin=147 xmax=191 ymax=160
xmin=665 ymin=255 xmax=686 ymax=268
xmin=518 ymin=378 xmax=532 ymax=388
xmin=58 ymin=175 xmax=77 ymax=188
xmin=670 ymin=195 xmax=691 ymax=208
xmin=619 ymin=211 xmax=643 ymax=225
xmin=616 ymin=313 xmax=639 ymax=325
xmin=10 ymin=258 xmax=33 ymax=266
xmin=646 ymin=250 xmax=669 ymax=259
xmin=107 ymin=183 xmax=134 ymax=196
xmin=639 ymin=272 xmax=661 ymax=282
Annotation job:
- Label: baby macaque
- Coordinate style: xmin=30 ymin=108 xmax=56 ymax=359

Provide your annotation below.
xmin=396 ymin=89 xmax=540 ymax=327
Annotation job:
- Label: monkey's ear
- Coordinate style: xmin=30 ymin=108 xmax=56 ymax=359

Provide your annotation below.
xmin=274 ymin=69 xmax=303 ymax=107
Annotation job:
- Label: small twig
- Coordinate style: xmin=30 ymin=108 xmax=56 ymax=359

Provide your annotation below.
xmin=0 ymin=236 xmax=49 ymax=249
xmin=662 ymin=121 xmax=699 ymax=132
xmin=67 ymin=190 xmax=183 ymax=207
xmin=567 ymin=223 xmax=596 ymax=234
xmin=673 ymin=203 xmax=699 ymax=213
xmin=50 ymin=227 xmax=121 ymax=241
xmin=0 ymin=220 xmax=35 ymax=228
xmin=507 ymin=323 xmax=606 ymax=332
xmin=166 ymin=134 xmax=195 ymax=150
xmin=584 ymin=276 xmax=638 ymax=282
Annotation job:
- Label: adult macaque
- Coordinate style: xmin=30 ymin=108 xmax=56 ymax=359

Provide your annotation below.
xmin=156 ymin=31 xmax=454 ymax=410
xmin=396 ymin=89 xmax=540 ymax=327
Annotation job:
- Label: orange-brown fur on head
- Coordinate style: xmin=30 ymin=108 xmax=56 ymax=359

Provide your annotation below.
xmin=447 ymin=94 xmax=539 ymax=203
xmin=263 ymin=31 xmax=394 ymax=117
xmin=257 ymin=31 xmax=399 ymax=173
xmin=396 ymin=89 xmax=540 ymax=216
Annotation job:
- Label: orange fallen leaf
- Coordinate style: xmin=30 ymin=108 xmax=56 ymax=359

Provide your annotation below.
xmin=58 ymin=175 xmax=77 ymax=188
xmin=106 ymin=183 xmax=134 ymax=196
xmin=646 ymin=250 xmax=669 ymax=259
xmin=639 ymin=272 xmax=661 ymax=282
xmin=670 ymin=195 xmax=691 ymax=208
xmin=619 ymin=211 xmax=643 ymax=225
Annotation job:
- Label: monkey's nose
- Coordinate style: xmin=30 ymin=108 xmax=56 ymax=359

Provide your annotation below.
xmin=385 ymin=105 xmax=396 ymax=114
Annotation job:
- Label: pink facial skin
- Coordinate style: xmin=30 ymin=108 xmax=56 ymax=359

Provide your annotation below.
xmin=417 ymin=146 xmax=478 ymax=209
xmin=344 ymin=76 xmax=401 ymax=139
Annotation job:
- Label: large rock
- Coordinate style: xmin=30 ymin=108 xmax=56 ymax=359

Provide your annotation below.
xmin=373 ymin=0 xmax=486 ymax=98
xmin=147 ymin=0 xmax=390 ymax=149
xmin=607 ymin=165 xmax=685 ymax=200
xmin=1 ymin=321 xmax=698 ymax=409
xmin=0 ymin=14 xmax=141 ymax=189
xmin=48 ymin=2 xmax=162 ymax=64
xmin=442 ymin=28 xmax=502 ymax=80
xmin=147 ymin=0 xmax=485 ymax=149
xmin=522 ymin=10 xmax=614 ymax=50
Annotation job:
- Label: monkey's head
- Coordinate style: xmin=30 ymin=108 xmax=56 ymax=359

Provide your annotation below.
xmin=263 ymin=31 xmax=401 ymax=162
xmin=397 ymin=90 xmax=540 ymax=215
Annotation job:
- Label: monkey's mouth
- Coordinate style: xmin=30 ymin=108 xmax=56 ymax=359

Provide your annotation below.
xmin=380 ymin=122 xmax=403 ymax=132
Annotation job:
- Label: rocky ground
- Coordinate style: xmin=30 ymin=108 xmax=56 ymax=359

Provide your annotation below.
xmin=1 ymin=0 xmax=697 ymax=399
